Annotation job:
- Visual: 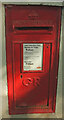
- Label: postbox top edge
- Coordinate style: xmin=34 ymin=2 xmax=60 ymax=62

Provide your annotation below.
xmin=3 ymin=2 xmax=63 ymax=7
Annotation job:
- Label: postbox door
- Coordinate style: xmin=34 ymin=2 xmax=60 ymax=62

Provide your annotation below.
xmin=12 ymin=35 xmax=52 ymax=112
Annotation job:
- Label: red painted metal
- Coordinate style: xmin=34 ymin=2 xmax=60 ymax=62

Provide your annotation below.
xmin=5 ymin=5 xmax=61 ymax=114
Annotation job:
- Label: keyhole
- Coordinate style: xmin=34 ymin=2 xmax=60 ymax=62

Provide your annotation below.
xmin=21 ymin=75 xmax=23 ymax=78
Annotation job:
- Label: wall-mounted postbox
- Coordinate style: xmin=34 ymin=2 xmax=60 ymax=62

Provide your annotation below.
xmin=5 ymin=5 xmax=61 ymax=114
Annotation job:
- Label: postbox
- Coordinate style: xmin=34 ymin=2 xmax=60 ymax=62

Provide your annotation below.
xmin=5 ymin=5 xmax=61 ymax=114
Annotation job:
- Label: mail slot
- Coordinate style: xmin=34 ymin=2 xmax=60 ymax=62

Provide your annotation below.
xmin=5 ymin=5 xmax=61 ymax=114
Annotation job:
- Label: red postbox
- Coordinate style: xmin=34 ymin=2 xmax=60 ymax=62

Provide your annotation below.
xmin=5 ymin=5 xmax=61 ymax=114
